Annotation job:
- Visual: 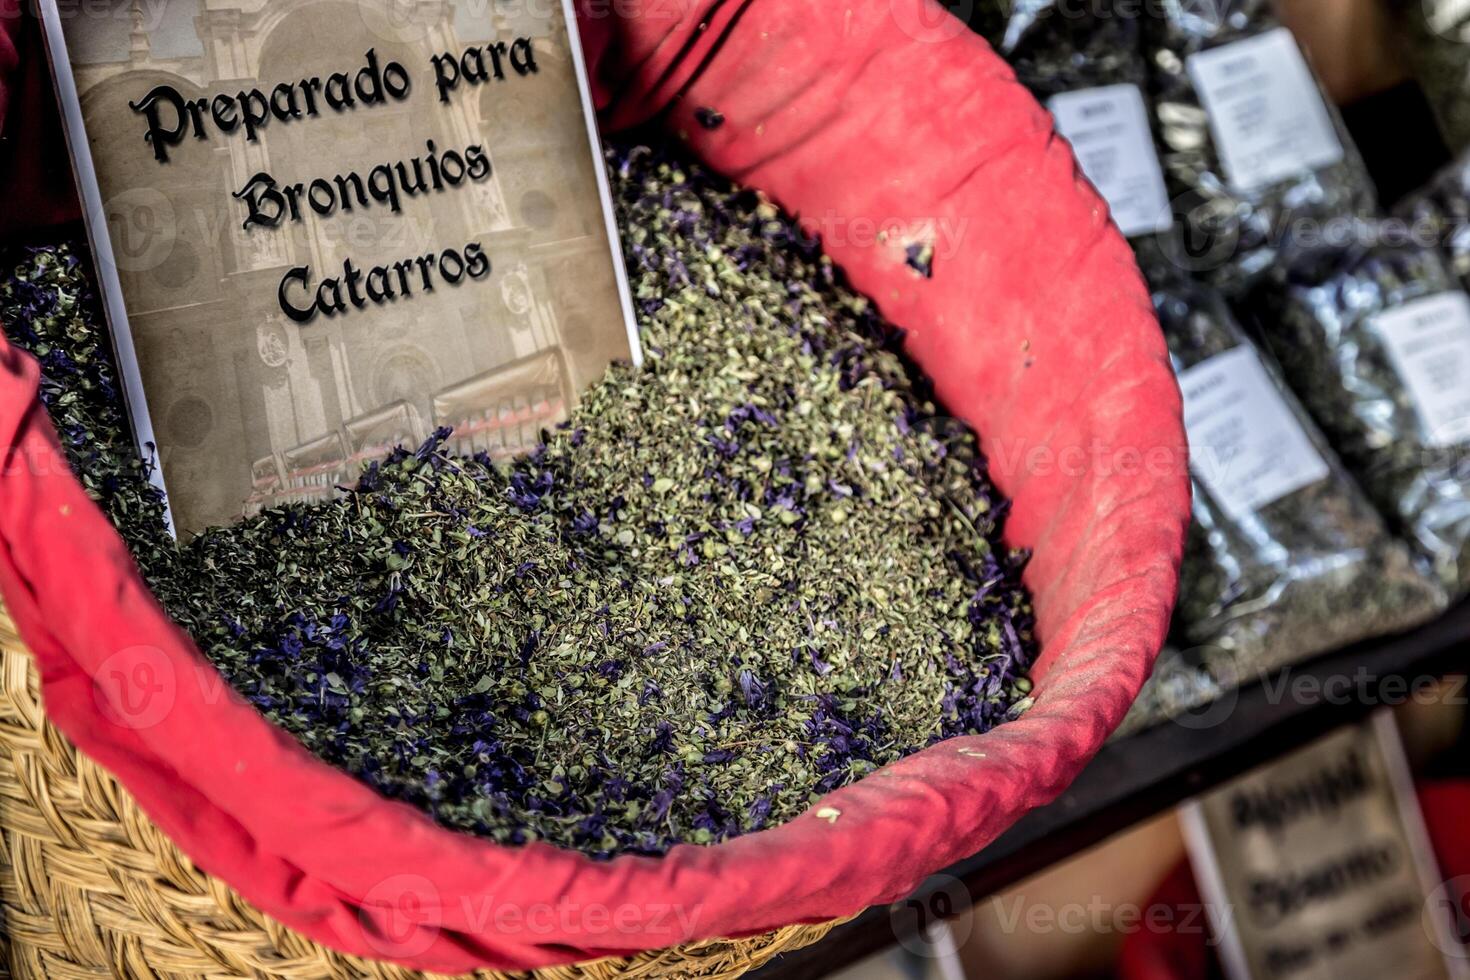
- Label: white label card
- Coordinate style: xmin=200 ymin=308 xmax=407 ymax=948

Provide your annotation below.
xmin=1372 ymin=291 xmax=1470 ymax=449
xmin=41 ymin=0 xmax=642 ymax=535
xmin=1186 ymin=27 xmax=1345 ymax=194
xmin=1048 ymin=84 xmax=1171 ymax=237
xmin=1181 ymin=714 xmax=1466 ymax=980
xmin=1179 ymin=346 xmax=1331 ymax=519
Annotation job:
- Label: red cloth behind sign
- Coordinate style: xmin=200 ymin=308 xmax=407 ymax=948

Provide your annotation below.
xmin=0 ymin=1 xmax=80 ymax=238
xmin=0 ymin=0 xmax=1189 ymax=972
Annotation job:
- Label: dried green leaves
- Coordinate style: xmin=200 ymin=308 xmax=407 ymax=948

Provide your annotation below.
xmin=1 ymin=140 xmax=1037 ymax=857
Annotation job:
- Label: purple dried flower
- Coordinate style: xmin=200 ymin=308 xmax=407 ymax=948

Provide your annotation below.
xmin=904 ymin=242 xmax=934 ymax=278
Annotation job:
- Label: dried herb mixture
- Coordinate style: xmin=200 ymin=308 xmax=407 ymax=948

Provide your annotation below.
xmin=1397 ymin=151 xmax=1470 ymax=291
xmin=0 ymin=139 xmax=1037 ymax=857
xmin=976 ymin=0 xmax=1147 ymax=98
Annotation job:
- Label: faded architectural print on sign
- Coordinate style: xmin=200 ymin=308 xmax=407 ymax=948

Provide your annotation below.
xmin=56 ymin=0 xmax=635 ymax=533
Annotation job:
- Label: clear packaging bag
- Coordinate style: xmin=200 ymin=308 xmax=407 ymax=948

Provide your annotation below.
xmin=1396 ymin=150 xmax=1470 ymax=288
xmin=1248 ymin=241 xmax=1470 ymax=593
xmin=979 ymin=0 xmax=1147 ymax=96
xmin=1397 ymin=0 xmax=1470 ymax=154
xmin=1117 ymin=644 xmax=1224 ymax=736
xmin=979 ymin=0 xmax=1175 ymax=242
xmin=1141 ymin=0 xmax=1377 ymax=292
xmin=1132 ymin=273 xmax=1444 ymax=728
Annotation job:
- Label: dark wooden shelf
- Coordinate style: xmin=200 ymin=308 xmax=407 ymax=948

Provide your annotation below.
xmin=752 ymin=600 xmax=1470 ymax=979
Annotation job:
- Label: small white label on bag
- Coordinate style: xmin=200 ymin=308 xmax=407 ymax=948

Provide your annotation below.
xmin=1372 ymin=291 xmax=1470 ymax=448
xmin=1179 ymin=346 xmax=1330 ymax=518
xmin=1186 ymin=27 xmax=1344 ymax=193
xmin=1048 ymin=84 xmax=1171 ymax=237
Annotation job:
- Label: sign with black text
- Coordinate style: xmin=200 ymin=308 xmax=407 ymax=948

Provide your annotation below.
xmin=1183 ymin=713 xmax=1466 ymax=980
xmin=42 ymin=0 xmax=639 ymax=534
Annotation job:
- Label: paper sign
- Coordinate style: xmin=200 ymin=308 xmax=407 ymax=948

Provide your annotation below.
xmin=42 ymin=0 xmax=639 ymax=534
xmin=1182 ymin=714 xmax=1466 ymax=980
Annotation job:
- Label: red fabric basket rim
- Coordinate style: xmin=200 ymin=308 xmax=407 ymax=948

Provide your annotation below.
xmin=0 ymin=1 xmax=1191 ymax=973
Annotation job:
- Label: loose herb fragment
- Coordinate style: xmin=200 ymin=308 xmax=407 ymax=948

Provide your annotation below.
xmin=0 ymin=138 xmax=1037 ymax=857
xmin=904 ymin=242 xmax=935 ymax=278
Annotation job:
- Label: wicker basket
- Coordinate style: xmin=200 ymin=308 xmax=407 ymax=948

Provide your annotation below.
xmin=0 ymin=606 xmax=844 ymax=979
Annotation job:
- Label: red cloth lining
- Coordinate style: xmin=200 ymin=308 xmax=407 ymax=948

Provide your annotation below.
xmin=0 ymin=2 xmax=80 ymax=238
xmin=0 ymin=0 xmax=1189 ymax=971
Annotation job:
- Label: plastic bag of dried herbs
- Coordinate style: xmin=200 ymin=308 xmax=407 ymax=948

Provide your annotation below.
xmin=1396 ymin=150 xmax=1470 ymax=289
xmin=1131 ymin=272 xmax=1443 ymax=727
xmin=1117 ymin=644 xmax=1225 ymax=736
xmin=974 ymin=0 xmax=1173 ymax=242
xmin=975 ymin=0 xmax=1145 ymax=95
xmin=1141 ymin=0 xmax=1377 ymax=291
xmin=1396 ymin=0 xmax=1470 ymax=155
xmin=1248 ymin=240 xmax=1470 ymax=593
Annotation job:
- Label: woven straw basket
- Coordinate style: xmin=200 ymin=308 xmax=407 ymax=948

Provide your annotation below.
xmin=0 ymin=606 xmax=843 ymax=979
